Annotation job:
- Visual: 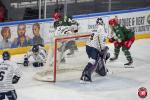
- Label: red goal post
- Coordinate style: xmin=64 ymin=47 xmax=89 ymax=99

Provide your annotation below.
xmin=34 ymin=34 xmax=91 ymax=82
xmin=53 ymin=34 xmax=91 ymax=82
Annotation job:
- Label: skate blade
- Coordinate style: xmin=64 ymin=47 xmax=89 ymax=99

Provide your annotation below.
xmin=67 ymin=54 xmax=74 ymax=58
xmin=124 ymin=64 xmax=134 ymax=68
xmin=107 ymin=70 xmax=113 ymax=75
xmin=109 ymin=60 xmax=117 ymax=63
xmin=80 ymin=80 xmax=91 ymax=84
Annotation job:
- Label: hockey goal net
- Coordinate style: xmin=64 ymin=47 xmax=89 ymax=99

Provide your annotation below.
xmin=33 ymin=34 xmax=91 ymax=82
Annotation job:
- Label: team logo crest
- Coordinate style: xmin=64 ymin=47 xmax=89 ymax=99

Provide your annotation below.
xmin=147 ymin=14 xmax=150 ymax=24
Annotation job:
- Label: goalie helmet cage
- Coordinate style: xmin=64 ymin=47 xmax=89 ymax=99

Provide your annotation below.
xmin=34 ymin=34 xmax=91 ymax=82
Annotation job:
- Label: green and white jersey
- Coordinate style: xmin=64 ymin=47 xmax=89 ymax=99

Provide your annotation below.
xmin=112 ymin=24 xmax=134 ymax=42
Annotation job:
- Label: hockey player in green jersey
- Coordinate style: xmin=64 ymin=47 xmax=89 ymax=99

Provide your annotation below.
xmin=53 ymin=15 xmax=71 ymax=29
xmin=108 ymin=18 xmax=135 ymax=66
xmin=54 ymin=15 xmax=79 ymax=63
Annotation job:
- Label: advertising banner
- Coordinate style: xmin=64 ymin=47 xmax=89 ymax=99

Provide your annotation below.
xmin=0 ymin=8 xmax=149 ymax=50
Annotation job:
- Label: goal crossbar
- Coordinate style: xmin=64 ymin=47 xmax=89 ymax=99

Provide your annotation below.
xmin=33 ymin=34 xmax=90 ymax=82
xmin=53 ymin=34 xmax=90 ymax=82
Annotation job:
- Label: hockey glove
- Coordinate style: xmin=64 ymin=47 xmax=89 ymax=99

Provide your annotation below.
xmin=24 ymin=58 xmax=29 ymax=66
xmin=12 ymin=75 xmax=20 ymax=84
xmin=33 ymin=62 xmax=41 ymax=67
xmin=100 ymin=46 xmax=109 ymax=60
xmin=109 ymin=38 xmax=115 ymax=43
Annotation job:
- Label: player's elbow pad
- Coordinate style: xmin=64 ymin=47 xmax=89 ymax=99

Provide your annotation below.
xmin=12 ymin=75 xmax=20 ymax=84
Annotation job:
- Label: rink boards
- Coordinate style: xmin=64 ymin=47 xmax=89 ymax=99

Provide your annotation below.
xmin=0 ymin=7 xmax=150 ymax=55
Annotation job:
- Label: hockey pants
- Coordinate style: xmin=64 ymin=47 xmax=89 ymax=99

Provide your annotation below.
xmin=0 ymin=90 xmax=17 ymax=100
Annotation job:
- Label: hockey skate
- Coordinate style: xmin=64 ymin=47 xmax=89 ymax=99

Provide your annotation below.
xmin=80 ymin=74 xmax=92 ymax=84
xmin=67 ymin=49 xmax=74 ymax=56
xmin=80 ymin=65 xmax=92 ymax=83
xmin=74 ymin=45 xmax=78 ymax=51
xmin=60 ymin=58 xmax=66 ymax=63
xmin=124 ymin=60 xmax=134 ymax=68
xmin=109 ymin=55 xmax=118 ymax=61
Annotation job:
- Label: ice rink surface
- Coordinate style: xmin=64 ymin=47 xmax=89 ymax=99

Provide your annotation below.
xmin=1 ymin=39 xmax=150 ymax=100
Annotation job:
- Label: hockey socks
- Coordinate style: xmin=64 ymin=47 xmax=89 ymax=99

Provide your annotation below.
xmin=110 ymin=46 xmax=120 ymax=61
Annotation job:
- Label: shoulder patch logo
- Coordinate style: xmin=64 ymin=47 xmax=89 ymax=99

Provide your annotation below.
xmin=147 ymin=14 xmax=150 ymax=24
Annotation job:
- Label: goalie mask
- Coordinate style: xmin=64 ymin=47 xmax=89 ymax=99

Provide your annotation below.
xmin=96 ymin=18 xmax=104 ymax=25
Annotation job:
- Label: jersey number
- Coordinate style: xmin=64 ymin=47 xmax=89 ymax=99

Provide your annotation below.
xmin=0 ymin=71 xmax=5 ymax=81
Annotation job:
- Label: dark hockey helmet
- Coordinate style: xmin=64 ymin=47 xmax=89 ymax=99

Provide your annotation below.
xmin=96 ymin=17 xmax=103 ymax=25
xmin=32 ymin=45 xmax=39 ymax=53
xmin=2 ymin=51 xmax=10 ymax=60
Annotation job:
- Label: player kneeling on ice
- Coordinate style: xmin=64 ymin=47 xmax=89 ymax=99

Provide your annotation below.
xmin=108 ymin=18 xmax=135 ymax=66
xmin=24 ymin=45 xmax=47 ymax=67
xmin=80 ymin=18 xmax=110 ymax=82
xmin=0 ymin=51 xmax=22 ymax=100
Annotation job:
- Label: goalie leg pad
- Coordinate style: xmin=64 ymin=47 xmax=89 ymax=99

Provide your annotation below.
xmin=96 ymin=65 xmax=107 ymax=76
xmin=100 ymin=46 xmax=110 ymax=60
xmin=95 ymin=57 xmax=107 ymax=76
xmin=81 ymin=63 xmax=96 ymax=82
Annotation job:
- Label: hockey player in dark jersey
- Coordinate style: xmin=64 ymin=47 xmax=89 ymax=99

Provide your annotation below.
xmin=108 ymin=18 xmax=135 ymax=66
xmin=80 ymin=18 xmax=110 ymax=83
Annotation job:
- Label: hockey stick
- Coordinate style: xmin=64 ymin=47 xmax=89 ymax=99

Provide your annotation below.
xmin=17 ymin=61 xmax=47 ymax=65
xmin=17 ymin=62 xmax=23 ymax=64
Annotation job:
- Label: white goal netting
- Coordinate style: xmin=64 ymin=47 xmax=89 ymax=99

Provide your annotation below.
xmin=33 ymin=34 xmax=90 ymax=82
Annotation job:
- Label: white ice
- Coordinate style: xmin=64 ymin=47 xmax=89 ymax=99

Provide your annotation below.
xmin=1 ymin=39 xmax=150 ymax=100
